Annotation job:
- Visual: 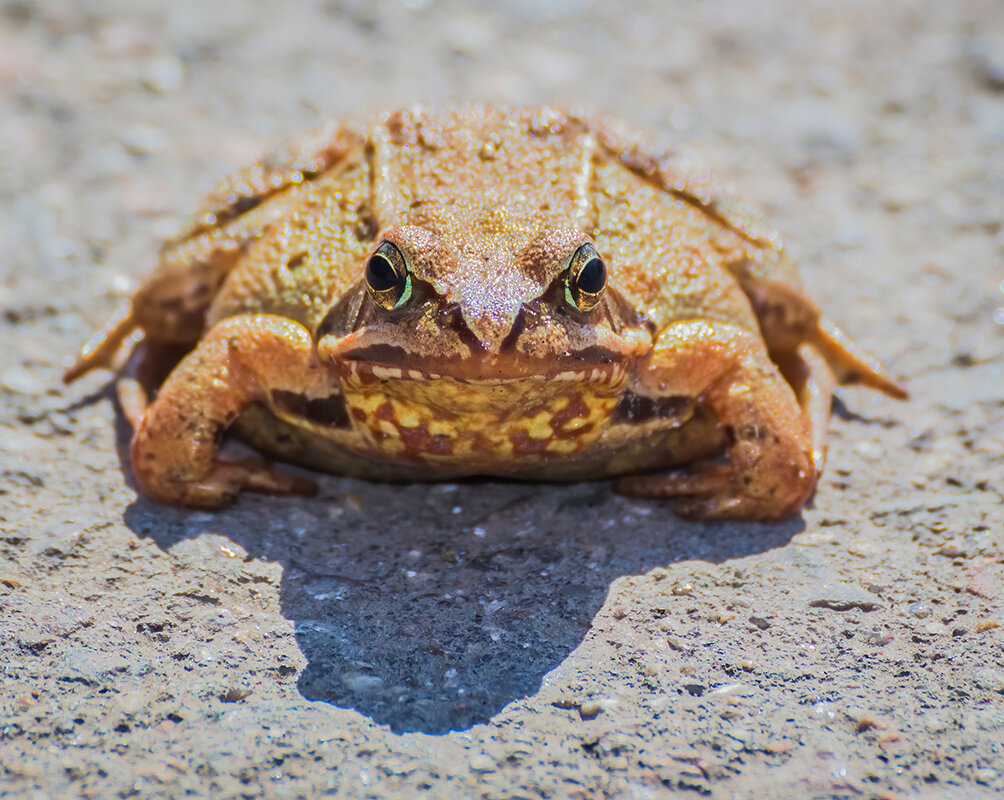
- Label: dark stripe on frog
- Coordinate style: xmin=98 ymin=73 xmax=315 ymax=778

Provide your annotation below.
xmin=272 ymin=390 xmax=350 ymax=429
xmin=613 ymin=391 xmax=693 ymax=424
xmin=594 ymin=130 xmax=767 ymax=249
xmin=170 ymin=127 xmax=362 ymax=245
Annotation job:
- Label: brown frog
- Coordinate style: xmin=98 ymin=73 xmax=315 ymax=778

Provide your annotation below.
xmin=65 ymin=105 xmax=906 ymax=520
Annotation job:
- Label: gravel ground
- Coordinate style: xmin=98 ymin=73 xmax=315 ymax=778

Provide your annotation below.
xmin=2 ymin=1 xmax=1003 ymax=798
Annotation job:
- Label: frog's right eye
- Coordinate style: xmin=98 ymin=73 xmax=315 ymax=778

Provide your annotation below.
xmin=365 ymin=241 xmax=412 ymax=310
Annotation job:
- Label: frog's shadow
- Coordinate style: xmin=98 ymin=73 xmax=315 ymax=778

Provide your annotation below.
xmin=121 ymin=461 xmax=802 ymax=735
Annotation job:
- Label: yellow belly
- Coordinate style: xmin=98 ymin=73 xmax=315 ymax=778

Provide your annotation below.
xmin=244 ymin=374 xmax=719 ymax=482
xmin=342 ymin=377 xmax=620 ymax=469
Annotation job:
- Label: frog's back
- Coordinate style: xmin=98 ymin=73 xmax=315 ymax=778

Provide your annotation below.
xmin=205 ymin=146 xmax=376 ymax=333
xmin=207 ymin=105 xmax=598 ymax=333
xmin=133 ymin=104 xmax=808 ymax=351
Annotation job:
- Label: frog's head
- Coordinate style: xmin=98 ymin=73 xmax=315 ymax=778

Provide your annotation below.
xmin=315 ymin=220 xmax=651 ymax=399
xmin=310 ymin=107 xmax=656 ymax=462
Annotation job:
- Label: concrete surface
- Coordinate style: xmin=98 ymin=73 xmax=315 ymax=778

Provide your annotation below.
xmin=1 ymin=0 xmax=1003 ymax=797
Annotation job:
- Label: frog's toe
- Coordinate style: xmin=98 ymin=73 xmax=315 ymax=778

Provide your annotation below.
xmin=193 ymin=459 xmax=317 ymax=507
xmin=613 ymin=465 xmax=746 ymax=519
xmin=612 ymin=464 xmax=732 ymax=501
xmin=667 ymin=492 xmax=788 ymax=522
xmin=64 ymin=305 xmax=140 ymax=383
xmin=612 ymin=461 xmax=812 ymax=521
xmin=224 ymin=458 xmax=319 ymax=498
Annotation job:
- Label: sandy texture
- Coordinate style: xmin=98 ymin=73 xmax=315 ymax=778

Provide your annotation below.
xmin=2 ymin=1 xmax=1003 ymax=797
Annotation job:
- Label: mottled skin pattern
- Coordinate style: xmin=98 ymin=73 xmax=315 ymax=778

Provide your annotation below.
xmin=65 ymin=105 xmax=905 ymax=520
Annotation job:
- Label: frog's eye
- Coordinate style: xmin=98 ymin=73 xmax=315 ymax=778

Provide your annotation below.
xmin=564 ymin=243 xmax=606 ymax=312
xmin=365 ymin=241 xmax=412 ymax=310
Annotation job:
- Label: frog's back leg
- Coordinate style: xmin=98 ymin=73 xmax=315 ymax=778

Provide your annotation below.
xmin=63 ymin=122 xmax=362 ymax=383
xmin=587 ymin=112 xmax=906 ymax=401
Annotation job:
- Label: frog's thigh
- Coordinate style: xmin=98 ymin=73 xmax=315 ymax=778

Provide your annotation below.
xmin=617 ymin=319 xmax=816 ymax=521
xmin=131 ymin=314 xmax=324 ymax=508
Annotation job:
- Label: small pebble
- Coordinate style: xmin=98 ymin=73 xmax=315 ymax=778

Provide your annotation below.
xmin=862 ymin=629 xmax=893 ymax=646
xmin=143 ymin=55 xmax=184 ymax=94
xmin=341 ymin=493 xmax=364 ymax=511
xmin=808 ymin=583 xmax=881 ymax=612
xmin=907 ymin=601 xmax=932 ymax=619
xmin=218 ymin=688 xmax=250 ymax=703
xmin=975 ymin=767 xmax=999 ymax=785
xmin=579 ymin=700 xmax=603 ymax=719
xmin=469 ymin=754 xmax=495 ymax=773
xmin=846 ymin=706 xmax=887 ymax=732
xmin=922 ymin=713 xmax=948 ymax=733
xmin=964 ymin=709 xmax=1004 ymax=732
xmin=793 ymin=530 xmax=837 ymax=547
xmin=847 ymin=539 xmax=882 ymax=558
xmin=0 ymin=366 xmax=45 ymax=395
xmin=856 ymin=715 xmax=885 ymax=732
xmin=342 ymin=673 xmax=384 ymax=693
xmin=972 ymin=668 xmax=1004 ymax=692
xmin=854 ymin=441 xmax=885 ymax=460
xmin=121 ymin=124 xmax=170 ymax=155
xmin=708 ymin=683 xmax=746 ymax=697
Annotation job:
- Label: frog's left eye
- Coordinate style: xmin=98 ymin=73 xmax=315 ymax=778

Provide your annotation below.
xmin=564 ymin=243 xmax=607 ymax=312
xmin=365 ymin=241 xmax=412 ymax=310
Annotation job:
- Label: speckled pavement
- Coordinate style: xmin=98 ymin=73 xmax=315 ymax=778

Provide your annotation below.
xmin=1 ymin=1 xmax=1002 ymax=797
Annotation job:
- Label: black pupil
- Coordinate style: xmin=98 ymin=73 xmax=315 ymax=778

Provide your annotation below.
xmin=576 ymin=257 xmax=606 ymax=295
xmin=366 ymin=254 xmax=401 ymax=292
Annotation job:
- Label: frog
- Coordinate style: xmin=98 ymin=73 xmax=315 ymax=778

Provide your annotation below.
xmin=64 ymin=105 xmax=906 ymax=520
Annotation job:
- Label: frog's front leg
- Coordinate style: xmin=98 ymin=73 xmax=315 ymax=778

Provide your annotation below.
xmin=131 ymin=314 xmax=327 ymax=508
xmin=615 ymin=319 xmax=816 ymax=521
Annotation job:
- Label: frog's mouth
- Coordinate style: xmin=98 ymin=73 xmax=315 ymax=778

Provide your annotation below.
xmin=306 ymin=329 xmax=647 ymax=460
xmin=320 ymin=340 xmax=631 ymax=389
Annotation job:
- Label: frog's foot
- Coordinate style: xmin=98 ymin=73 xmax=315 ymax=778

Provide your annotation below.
xmin=63 ymin=305 xmax=140 ymax=383
xmin=130 ymin=313 xmax=329 ymax=508
xmin=620 ymin=319 xmax=816 ymax=521
xmin=813 ymin=317 xmax=908 ymax=400
xmin=614 ymin=464 xmax=736 ymax=516
xmin=615 ymin=455 xmax=810 ymax=521
xmin=169 ymin=458 xmax=318 ymax=510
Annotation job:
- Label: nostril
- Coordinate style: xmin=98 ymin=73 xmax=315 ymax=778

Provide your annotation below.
xmin=439 ymin=303 xmax=483 ymax=351
xmin=499 ymin=307 xmax=527 ymax=352
xmin=438 ymin=302 xmax=463 ymax=324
